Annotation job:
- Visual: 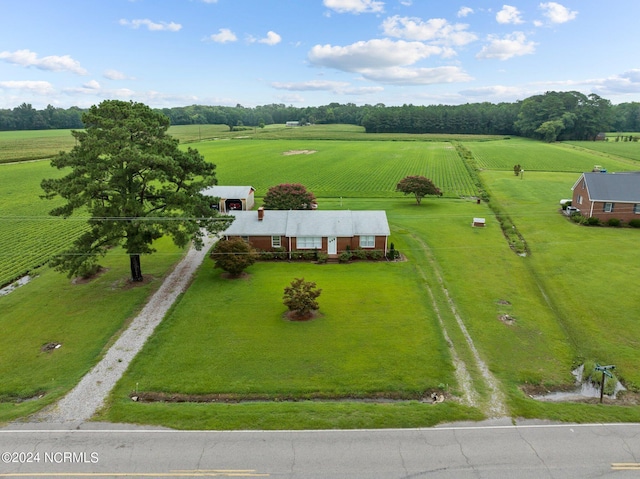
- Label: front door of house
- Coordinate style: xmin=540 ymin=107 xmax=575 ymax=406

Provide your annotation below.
xmin=327 ymin=237 xmax=337 ymax=255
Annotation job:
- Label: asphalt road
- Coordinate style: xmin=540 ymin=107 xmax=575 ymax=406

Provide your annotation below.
xmin=2 ymin=420 xmax=640 ymax=478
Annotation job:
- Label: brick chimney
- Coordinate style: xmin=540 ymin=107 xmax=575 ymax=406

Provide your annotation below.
xmin=258 ymin=207 xmax=264 ymax=221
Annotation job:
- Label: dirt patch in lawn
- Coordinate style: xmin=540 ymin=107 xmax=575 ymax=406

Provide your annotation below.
xmin=282 ymin=310 xmax=322 ymax=321
xmin=282 ymin=150 xmax=317 ymax=156
xmin=71 ymin=267 xmax=109 ymax=284
xmin=130 ymin=390 xmax=449 ymax=404
xmin=498 ymin=314 xmax=516 ymax=325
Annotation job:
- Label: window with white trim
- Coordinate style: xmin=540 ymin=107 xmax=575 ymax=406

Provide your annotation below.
xmin=271 ymin=236 xmax=281 ymax=248
xmin=604 ymin=202 xmax=614 ymax=213
xmin=359 ymin=235 xmax=375 ymax=248
xmin=635 ymin=204 xmax=640 ymax=214
xmin=577 ymin=195 xmax=582 ymax=205
xmin=296 ymin=237 xmax=321 ymax=249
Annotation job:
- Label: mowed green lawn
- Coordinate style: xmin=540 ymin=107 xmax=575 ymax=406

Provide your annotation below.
xmin=484 ymin=170 xmax=640 ymax=389
xmin=113 ymin=261 xmax=452 ymax=397
xmin=0 ymin=238 xmax=185 ymax=423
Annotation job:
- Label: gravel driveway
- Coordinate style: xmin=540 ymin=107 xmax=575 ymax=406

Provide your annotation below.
xmin=31 ymin=234 xmax=218 ymax=424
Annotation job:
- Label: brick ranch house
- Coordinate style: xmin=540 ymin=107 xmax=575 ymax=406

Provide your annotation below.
xmin=201 ymin=185 xmax=255 ymax=212
xmin=571 ymin=172 xmax=640 ymax=222
xmin=223 ymin=208 xmax=390 ymax=259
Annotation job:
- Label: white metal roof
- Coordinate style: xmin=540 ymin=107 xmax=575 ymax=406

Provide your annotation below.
xmin=224 ymin=210 xmax=390 ymax=237
xmin=201 ymin=185 xmax=255 ymax=199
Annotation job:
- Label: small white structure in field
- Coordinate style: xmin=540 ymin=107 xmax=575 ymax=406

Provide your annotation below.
xmin=472 ymin=217 xmax=486 ymax=227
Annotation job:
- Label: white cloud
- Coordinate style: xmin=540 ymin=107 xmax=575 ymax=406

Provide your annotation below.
xmin=459 ymin=85 xmax=527 ymax=99
xmin=103 ymin=69 xmax=133 ymax=80
xmin=381 ymin=15 xmax=477 ymax=47
xmin=0 ymin=80 xmax=55 ymax=95
xmin=0 ymin=49 xmax=87 ymax=75
xmin=476 ymin=32 xmax=536 ymax=60
xmin=82 ymin=80 xmax=101 ymax=90
xmin=323 ymin=0 xmax=384 ymax=14
xmin=360 ymin=66 xmax=473 ymax=85
xmin=258 ymin=31 xmax=282 ymax=45
xmin=119 ymin=19 xmax=182 ymax=32
xmin=496 ymin=5 xmax=524 ymax=24
xmin=457 ymin=7 xmax=474 ymax=18
xmin=308 ymin=38 xmax=472 ymax=86
xmin=272 ymin=80 xmax=384 ymax=96
xmin=272 ymin=80 xmax=350 ymax=91
xmin=595 ymin=70 xmax=640 ymax=94
xmin=309 ymin=38 xmax=447 ymax=72
xmin=208 ymin=28 xmax=237 ymax=43
xmin=539 ymin=2 xmax=578 ymax=24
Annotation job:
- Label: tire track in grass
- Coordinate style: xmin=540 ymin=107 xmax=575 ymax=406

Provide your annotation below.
xmin=410 ymin=232 xmax=508 ymax=418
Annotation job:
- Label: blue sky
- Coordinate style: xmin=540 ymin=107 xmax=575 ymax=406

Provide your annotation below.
xmin=2 ymin=0 xmax=640 ymax=109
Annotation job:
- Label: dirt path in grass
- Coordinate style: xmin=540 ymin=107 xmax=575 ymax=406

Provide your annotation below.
xmin=29 ymin=234 xmax=218 ymax=425
xmin=412 ymin=233 xmax=508 ymax=418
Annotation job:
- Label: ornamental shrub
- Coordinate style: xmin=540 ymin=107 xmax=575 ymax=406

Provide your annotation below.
xmin=608 ymin=218 xmax=621 ymax=227
xmin=629 ymin=219 xmax=640 ymax=228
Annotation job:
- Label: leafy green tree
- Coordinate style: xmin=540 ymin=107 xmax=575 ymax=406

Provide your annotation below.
xmin=283 ymin=278 xmax=322 ymax=320
xmin=535 ymin=119 xmax=565 ymax=142
xmin=262 ymin=183 xmax=317 ymax=210
xmin=396 ymin=175 xmax=442 ymax=205
xmin=210 ymin=237 xmax=258 ymax=277
xmin=41 ymin=100 xmax=230 ymax=282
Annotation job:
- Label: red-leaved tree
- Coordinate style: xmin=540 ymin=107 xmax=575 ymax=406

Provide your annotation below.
xmin=263 ymin=183 xmax=316 ymax=210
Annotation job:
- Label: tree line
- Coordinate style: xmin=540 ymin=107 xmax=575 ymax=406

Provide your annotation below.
xmin=3 ymin=91 xmax=640 ymax=141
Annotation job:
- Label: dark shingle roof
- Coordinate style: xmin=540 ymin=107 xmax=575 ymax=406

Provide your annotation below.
xmin=576 ymin=172 xmax=640 ymax=203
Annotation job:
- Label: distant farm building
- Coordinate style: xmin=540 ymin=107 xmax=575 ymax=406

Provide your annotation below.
xmin=202 ymin=186 xmax=255 ymax=213
xmin=286 ymin=121 xmax=300 ymax=127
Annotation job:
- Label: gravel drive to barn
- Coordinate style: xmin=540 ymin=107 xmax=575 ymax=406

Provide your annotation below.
xmin=31 ymin=234 xmax=218 ymax=424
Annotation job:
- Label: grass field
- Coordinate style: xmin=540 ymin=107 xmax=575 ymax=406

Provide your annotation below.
xmin=3 ymin=127 xmax=640 ymax=428
xmin=0 ymin=124 xmax=502 ymax=164
xmin=466 ymin=137 xmax=640 ymax=172
xmin=564 ymin=140 xmax=640 ymax=163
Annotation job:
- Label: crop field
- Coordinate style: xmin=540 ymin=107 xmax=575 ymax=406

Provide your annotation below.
xmin=466 ymin=137 xmax=638 ymax=172
xmin=197 ymin=140 xmax=479 ymax=198
xmin=0 ymin=161 xmax=87 ymax=288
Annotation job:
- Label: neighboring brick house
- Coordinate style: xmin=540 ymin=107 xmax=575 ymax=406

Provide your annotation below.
xmin=223 ymin=208 xmax=390 ymax=258
xmin=571 ymin=172 xmax=640 ymax=222
xmin=201 ymin=185 xmax=255 ymax=212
